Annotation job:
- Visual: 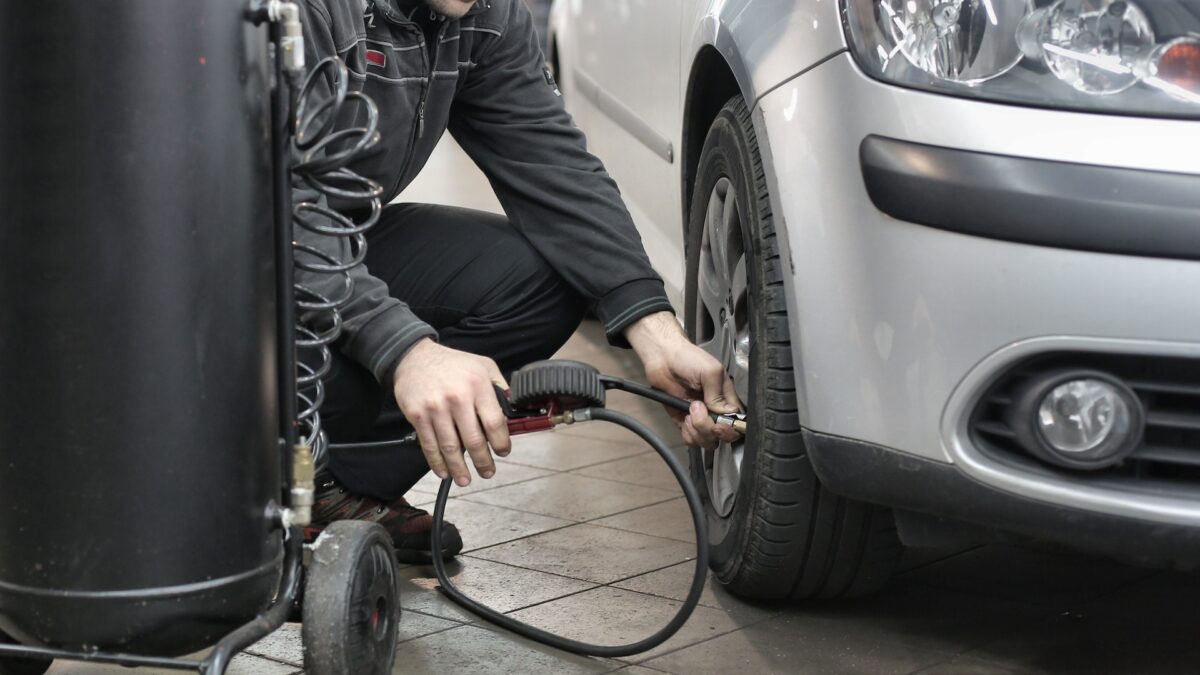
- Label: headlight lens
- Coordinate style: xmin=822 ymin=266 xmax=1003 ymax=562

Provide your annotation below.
xmin=845 ymin=0 xmax=1200 ymax=116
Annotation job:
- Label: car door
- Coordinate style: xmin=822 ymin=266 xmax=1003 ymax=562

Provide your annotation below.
xmin=564 ymin=0 xmax=688 ymax=302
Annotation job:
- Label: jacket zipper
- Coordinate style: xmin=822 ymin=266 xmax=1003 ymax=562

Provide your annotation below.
xmin=416 ymin=20 xmax=448 ymax=140
xmin=392 ymin=20 xmax=448 ymax=189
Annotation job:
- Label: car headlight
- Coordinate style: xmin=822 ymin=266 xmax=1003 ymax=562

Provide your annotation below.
xmin=844 ymin=0 xmax=1200 ymax=116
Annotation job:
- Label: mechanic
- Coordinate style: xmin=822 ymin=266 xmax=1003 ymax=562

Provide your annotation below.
xmin=297 ymin=0 xmax=742 ymax=563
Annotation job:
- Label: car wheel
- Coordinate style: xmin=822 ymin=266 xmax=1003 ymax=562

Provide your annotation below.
xmin=685 ymin=96 xmax=901 ymax=600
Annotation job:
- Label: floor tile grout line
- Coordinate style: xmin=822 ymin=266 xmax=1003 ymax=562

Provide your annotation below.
xmin=414 ymin=469 xmax=562 ymax=500
xmin=601 ymin=660 xmax=673 ymax=674
xmin=397 ymin=621 xmax=468 ymax=644
xmin=624 ymin=615 xmax=779 ymax=667
xmin=577 ymin=496 xmax=691 ymax=527
xmin=452 ymin=492 xmax=683 ymax=533
xmin=496 ymin=448 xmax=654 ymax=473
xmin=601 ymin=557 xmax=704 ymax=589
xmin=586 ymin=520 xmax=696 ymax=545
xmin=496 ymin=581 xmax=608 ymax=616
xmin=241 ymin=649 xmax=304 ymax=669
xmin=566 ymin=470 xmax=689 ymax=494
xmin=400 ymin=606 xmax=468 ymax=625
xmin=458 ymin=518 xmax=590 ymax=555
xmin=457 ymin=552 xmax=616 ymax=586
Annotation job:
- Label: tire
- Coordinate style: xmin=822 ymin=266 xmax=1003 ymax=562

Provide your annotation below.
xmin=685 ymin=96 xmax=901 ymax=600
xmin=302 ymin=521 xmax=399 ymax=675
xmin=0 ymin=632 xmax=50 ymax=675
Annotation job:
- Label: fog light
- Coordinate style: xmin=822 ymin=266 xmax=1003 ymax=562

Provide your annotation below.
xmin=1037 ymin=379 xmax=1128 ymax=452
xmin=1007 ymin=370 xmax=1143 ymax=470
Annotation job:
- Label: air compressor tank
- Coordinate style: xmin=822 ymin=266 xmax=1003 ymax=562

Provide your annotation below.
xmin=0 ymin=0 xmax=281 ymax=655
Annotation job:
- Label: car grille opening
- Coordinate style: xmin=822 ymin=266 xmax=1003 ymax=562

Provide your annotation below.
xmin=970 ymin=352 xmax=1200 ymax=491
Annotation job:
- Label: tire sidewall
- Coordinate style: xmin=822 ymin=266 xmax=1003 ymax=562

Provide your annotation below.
xmin=685 ymin=105 xmax=773 ymax=580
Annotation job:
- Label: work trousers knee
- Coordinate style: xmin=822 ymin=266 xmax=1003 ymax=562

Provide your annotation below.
xmin=314 ymin=203 xmax=586 ymax=500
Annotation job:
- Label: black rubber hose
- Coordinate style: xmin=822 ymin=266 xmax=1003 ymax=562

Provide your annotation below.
xmin=430 ymin=407 xmax=709 ymax=657
xmin=599 ymin=375 xmax=692 ymax=415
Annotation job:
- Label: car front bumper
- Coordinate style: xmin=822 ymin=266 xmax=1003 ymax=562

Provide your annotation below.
xmin=754 ymin=52 xmax=1200 ymax=535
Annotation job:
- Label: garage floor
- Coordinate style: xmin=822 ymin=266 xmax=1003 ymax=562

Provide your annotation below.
xmin=45 ymin=141 xmax=1200 ymax=674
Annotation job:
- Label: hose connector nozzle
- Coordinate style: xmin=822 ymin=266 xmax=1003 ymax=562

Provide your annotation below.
xmin=288 ymin=443 xmax=315 ymax=527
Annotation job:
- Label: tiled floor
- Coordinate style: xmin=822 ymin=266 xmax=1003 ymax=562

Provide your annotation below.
xmin=41 ymin=140 xmax=1200 ymax=674
xmin=44 ymin=321 xmax=1200 ymax=675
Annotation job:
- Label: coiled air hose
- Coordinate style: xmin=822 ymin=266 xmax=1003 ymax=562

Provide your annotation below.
xmin=289 ymin=56 xmax=383 ymax=468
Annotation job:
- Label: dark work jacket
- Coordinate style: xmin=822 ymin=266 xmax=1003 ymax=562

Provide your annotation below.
xmin=296 ymin=0 xmax=673 ymax=382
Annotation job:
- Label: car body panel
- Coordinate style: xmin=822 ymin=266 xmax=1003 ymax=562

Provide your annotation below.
xmin=756 ymin=53 xmax=1200 ymax=449
xmin=681 ymin=0 xmax=846 ymax=106
xmin=550 ymin=0 xmax=1200 ymax=536
xmin=548 ymin=0 xmax=846 ymax=306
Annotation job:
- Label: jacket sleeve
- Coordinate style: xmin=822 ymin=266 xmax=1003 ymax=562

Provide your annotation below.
xmin=447 ymin=2 xmax=675 ymax=347
xmin=294 ymin=2 xmax=437 ymax=383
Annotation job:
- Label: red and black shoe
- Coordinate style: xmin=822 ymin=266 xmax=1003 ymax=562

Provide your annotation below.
xmin=304 ymin=477 xmax=464 ymax=564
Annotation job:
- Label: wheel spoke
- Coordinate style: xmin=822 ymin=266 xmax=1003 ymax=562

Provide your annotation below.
xmin=730 ymin=254 xmax=748 ymax=310
xmin=704 ymin=181 xmax=731 ymax=286
xmin=710 ymin=442 xmax=740 ymax=516
xmin=719 ymin=188 xmax=739 ymax=280
xmin=697 ymin=255 xmax=727 ymax=328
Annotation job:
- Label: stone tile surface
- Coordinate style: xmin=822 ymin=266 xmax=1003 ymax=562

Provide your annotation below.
xmin=471 ymin=523 xmax=695 ymax=584
xmin=246 ymin=623 xmax=304 ymax=666
xmin=592 ymin=498 xmax=696 ymax=543
xmin=902 ymin=544 xmax=1153 ymax=609
xmin=410 ymin=460 xmax=553 ymax=496
xmin=391 ymin=625 xmax=612 ymax=674
xmin=508 ymin=586 xmax=750 ymax=661
xmin=573 ymin=452 xmax=688 ymax=492
xmin=496 ymin=432 xmax=648 ymax=471
xmin=401 ymin=556 xmax=596 ymax=614
xmin=965 ymin=610 xmax=1200 ymax=674
xmin=461 ymin=473 xmax=678 ymax=522
xmin=413 ymin=498 xmax=573 ymax=552
xmin=612 ymin=561 xmax=777 ymax=620
xmin=643 ymin=612 xmax=950 ymax=675
xmin=774 ymin=583 xmax=1047 ymax=656
xmin=913 ymin=658 xmax=1029 ymax=674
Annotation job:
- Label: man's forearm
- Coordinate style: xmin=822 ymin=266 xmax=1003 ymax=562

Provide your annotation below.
xmin=624 ymin=311 xmax=690 ymax=367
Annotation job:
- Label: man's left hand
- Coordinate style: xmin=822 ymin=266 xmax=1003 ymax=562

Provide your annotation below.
xmin=625 ymin=311 xmax=743 ymax=449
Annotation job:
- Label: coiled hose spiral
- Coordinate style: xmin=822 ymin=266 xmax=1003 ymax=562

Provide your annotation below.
xmin=290 ymin=56 xmax=383 ymax=469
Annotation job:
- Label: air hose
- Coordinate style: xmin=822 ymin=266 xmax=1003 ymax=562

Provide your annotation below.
xmin=425 ymin=360 xmax=741 ymax=657
xmin=289 ymin=55 xmax=383 ymax=469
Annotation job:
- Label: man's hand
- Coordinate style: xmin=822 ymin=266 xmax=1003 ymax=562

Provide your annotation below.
xmin=392 ymin=338 xmax=511 ymax=486
xmin=625 ymin=311 xmax=742 ymax=449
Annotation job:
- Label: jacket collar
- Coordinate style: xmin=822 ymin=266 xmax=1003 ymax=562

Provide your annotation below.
xmin=374 ymin=0 xmax=490 ymax=24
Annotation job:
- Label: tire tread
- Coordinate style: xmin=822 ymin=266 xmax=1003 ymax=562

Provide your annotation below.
xmin=694 ymin=96 xmax=900 ymax=601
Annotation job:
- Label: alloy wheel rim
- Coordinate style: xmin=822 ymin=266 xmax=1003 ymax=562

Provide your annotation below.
xmin=695 ymin=177 xmax=750 ymax=519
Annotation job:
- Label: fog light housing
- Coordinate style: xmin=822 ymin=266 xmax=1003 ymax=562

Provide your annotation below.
xmin=1006 ymin=370 xmax=1143 ymax=470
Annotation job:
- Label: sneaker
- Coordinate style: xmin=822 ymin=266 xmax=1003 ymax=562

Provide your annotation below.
xmin=305 ymin=477 xmax=464 ymax=564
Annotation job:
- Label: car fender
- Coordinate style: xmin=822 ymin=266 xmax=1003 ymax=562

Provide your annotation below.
xmin=684 ymin=0 xmax=846 ymax=105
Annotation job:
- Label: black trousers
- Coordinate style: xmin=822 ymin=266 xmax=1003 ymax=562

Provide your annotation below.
xmin=318 ymin=203 xmax=585 ymax=501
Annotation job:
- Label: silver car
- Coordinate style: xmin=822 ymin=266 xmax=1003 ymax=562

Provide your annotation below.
xmin=547 ymin=0 xmax=1200 ymax=599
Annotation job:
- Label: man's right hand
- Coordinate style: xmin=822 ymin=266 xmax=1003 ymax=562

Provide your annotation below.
xmin=392 ymin=338 xmax=511 ymax=487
